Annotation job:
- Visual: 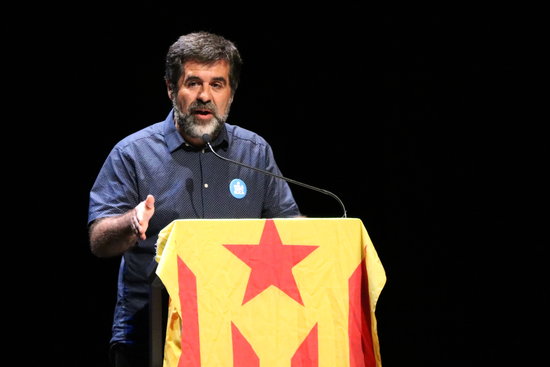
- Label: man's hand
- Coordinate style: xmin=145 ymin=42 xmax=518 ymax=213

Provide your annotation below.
xmin=131 ymin=194 xmax=155 ymax=240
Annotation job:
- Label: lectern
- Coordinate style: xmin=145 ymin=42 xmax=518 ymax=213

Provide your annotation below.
xmin=151 ymin=218 xmax=385 ymax=367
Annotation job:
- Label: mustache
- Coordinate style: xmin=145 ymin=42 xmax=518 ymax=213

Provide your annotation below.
xmin=189 ymin=100 xmax=217 ymax=114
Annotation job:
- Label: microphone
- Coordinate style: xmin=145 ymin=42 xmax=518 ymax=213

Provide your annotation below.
xmin=202 ymin=134 xmax=347 ymax=218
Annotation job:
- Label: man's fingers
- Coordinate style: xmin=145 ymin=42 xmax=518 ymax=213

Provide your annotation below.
xmin=131 ymin=210 xmax=148 ymax=240
xmin=145 ymin=194 xmax=155 ymax=209
xmin=130 ymin=210 xmax=142 ymax=236
xmin=134 ymin=195 xmax=155 ymax=241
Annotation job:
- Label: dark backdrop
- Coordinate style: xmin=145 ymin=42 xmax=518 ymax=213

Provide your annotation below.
xmin=7 ymin=4 xmax=544 ymax=366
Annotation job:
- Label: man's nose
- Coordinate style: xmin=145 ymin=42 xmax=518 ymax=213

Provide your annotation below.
xmin=197 ymin=84 xmax=212 ymax=103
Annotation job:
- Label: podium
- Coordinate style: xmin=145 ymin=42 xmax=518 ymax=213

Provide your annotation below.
xmin=152 ymin=218 xmax=386 ymax=367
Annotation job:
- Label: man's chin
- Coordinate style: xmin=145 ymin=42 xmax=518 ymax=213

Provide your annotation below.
xmin=187 ymin=121 xmax=222 ymax=139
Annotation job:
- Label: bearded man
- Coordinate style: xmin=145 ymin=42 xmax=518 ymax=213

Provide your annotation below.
xmin=88 ymin=31 xmax=300 ymax=367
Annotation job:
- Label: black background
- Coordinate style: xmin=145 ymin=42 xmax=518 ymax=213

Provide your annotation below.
xmin=6 ymin=3 xmax=545 ymax=366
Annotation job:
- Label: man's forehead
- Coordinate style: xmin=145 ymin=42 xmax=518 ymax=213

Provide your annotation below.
xmin=182 ymin=60 xmax=229 ymax=77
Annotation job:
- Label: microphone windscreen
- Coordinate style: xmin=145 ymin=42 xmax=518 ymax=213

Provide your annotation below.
xmin=202 ymin=134 xmax=212 ymax=144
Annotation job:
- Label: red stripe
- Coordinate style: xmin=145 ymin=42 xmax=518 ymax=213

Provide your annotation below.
xmin=349 ymin=260 xmax=376 ymax=367
xmin=231 ymin=322 xmax=259 ymax=366
xmin=177 ymin=256 xmax=201 ymax=367
xmin=291 ymin=323 xmax=318 ymax=367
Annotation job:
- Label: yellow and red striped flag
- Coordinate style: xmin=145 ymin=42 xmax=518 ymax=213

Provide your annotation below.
xmin=155 ymin=218 xmax=386 ymax=367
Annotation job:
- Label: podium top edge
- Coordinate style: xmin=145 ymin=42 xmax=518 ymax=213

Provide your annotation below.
xmin=170 ymin=218 xmax=362 ymax=222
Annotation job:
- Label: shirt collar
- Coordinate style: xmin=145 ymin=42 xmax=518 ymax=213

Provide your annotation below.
xmin=163 ymin=109 xmax=229 ymax=153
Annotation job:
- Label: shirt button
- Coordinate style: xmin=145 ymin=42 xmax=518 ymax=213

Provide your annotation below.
xmin=204 ymin=183 xmax=209 ymax=188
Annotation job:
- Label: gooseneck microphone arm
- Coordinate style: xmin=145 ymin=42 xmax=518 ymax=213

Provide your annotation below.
xmin=202 ymin=134 xmax=347 ymax=218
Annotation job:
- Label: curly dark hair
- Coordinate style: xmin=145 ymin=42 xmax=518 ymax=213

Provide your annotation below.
xmin=165 ymin=31 xmax=242 ymax=96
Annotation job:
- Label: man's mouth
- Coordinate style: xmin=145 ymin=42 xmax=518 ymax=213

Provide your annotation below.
xmin=192 ymin=109 xmax=214 ymax=119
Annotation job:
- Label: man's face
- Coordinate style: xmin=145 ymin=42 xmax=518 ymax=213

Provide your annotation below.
xmin=171 ymin=60 xmax=233 ymax=140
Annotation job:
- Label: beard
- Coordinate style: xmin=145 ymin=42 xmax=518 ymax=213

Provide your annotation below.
xmin=172 ymin=98 xmax=230 ymax=140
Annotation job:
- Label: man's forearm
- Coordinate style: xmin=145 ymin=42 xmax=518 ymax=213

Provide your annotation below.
xmin=89 ymin=211 xmax=138 ymax=257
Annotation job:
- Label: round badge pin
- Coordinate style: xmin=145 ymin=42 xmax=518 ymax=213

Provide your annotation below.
xmin=229 ymin=178 xmax=247 ymax=199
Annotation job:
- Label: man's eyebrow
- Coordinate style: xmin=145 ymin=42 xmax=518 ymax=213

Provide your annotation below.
xmin=211 ymin=76 xmax=227 ymax=83
xmin=184 ymin=75 xmax=202 ymax=82
xmin=183 ymin=75 xmax=227 ymax=83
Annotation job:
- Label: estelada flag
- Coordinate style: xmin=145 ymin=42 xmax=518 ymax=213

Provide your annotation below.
xmin=155 ymin=218 xmax=386 ymax=367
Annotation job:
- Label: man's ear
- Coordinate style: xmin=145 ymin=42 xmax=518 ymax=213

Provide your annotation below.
xmin=165 ymin=79 xmax=173 ymax=100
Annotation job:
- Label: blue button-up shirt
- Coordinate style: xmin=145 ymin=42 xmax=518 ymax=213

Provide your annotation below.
xmin=88 ymin=110 xmax=300 ymax=345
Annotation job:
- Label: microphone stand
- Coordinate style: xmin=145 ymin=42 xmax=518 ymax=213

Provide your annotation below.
xmin=203 ymin=137 xmax=347 ymax=218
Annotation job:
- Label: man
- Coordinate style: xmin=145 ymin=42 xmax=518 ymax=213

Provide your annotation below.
xmin=88 ymin=31 xmax=300 ymax=367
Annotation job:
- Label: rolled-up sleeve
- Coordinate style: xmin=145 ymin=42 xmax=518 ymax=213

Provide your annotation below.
xmin=88 ymin=145 xmax=139 ymax=225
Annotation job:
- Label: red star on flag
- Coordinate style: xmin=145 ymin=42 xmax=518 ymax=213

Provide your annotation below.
xmin=224 ymin=220 xmax=318 ymax=305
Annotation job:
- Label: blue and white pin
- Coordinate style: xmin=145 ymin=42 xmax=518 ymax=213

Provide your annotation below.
xmin=229 ymin=178 xmax=247 ymax=199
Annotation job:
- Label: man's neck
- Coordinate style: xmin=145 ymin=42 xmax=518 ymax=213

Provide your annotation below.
xmin=183 ymin=133 xmax=206 ymax=148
